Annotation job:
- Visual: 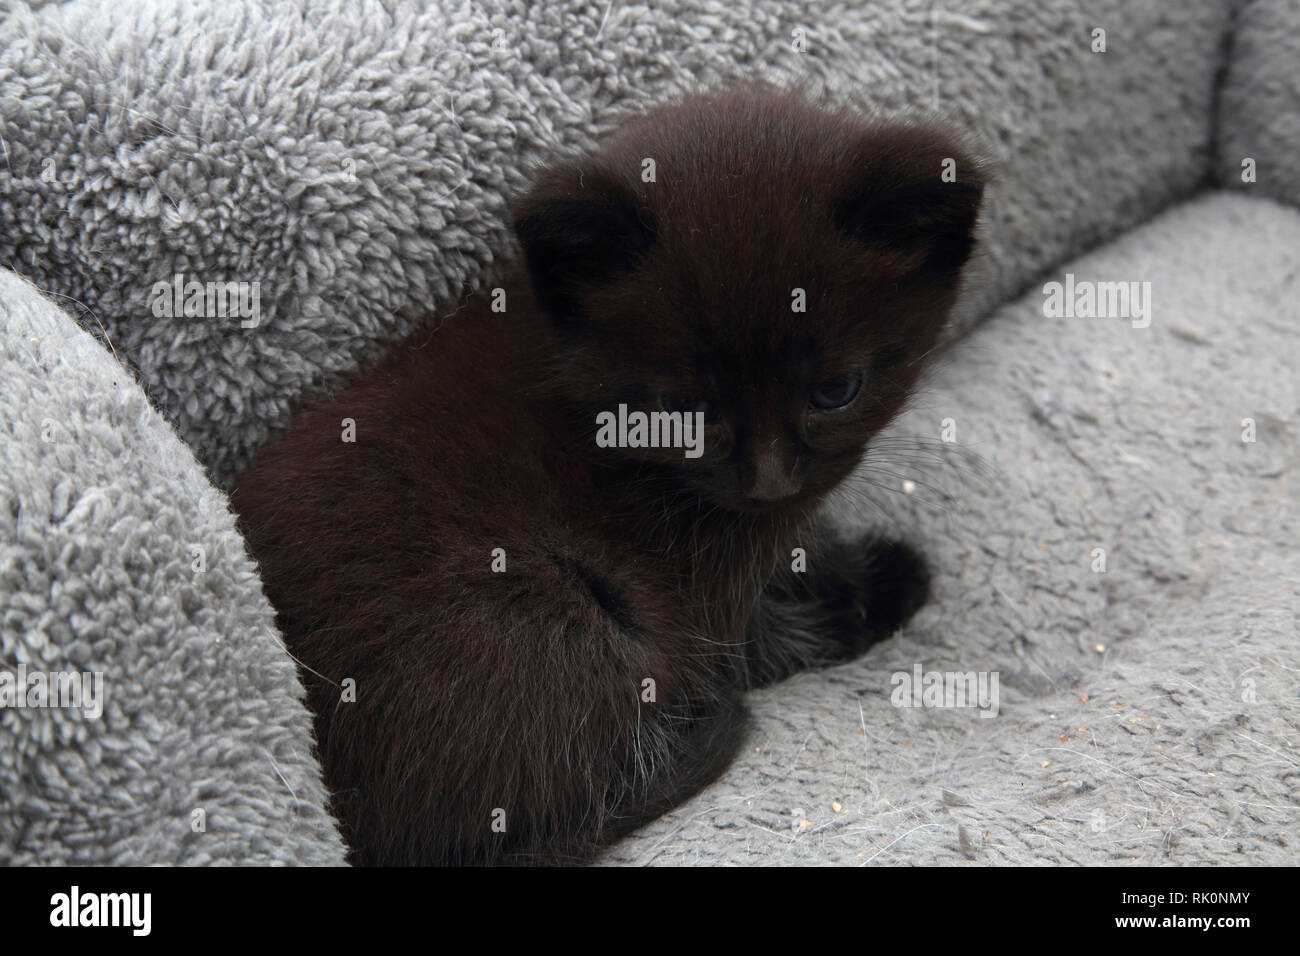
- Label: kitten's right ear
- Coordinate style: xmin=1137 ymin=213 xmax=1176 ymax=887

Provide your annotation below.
xmin=512 ymin=166 xmax=656 ymax=328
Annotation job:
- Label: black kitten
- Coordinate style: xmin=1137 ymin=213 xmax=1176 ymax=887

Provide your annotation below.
xmin=231 ymin=84 xmax=985 ymax=865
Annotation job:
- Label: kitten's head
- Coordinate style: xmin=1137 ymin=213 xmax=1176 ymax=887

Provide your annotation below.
xmin=513 ymin=85 xmax=986 ymax=513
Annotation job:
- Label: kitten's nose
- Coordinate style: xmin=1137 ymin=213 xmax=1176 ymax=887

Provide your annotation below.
xmin=744 ymin=446 xmax=801 ymax=502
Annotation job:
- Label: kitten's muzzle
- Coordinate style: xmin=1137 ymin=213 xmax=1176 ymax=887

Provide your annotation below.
xmin=742 ymin=444 xmax=802 ymax=502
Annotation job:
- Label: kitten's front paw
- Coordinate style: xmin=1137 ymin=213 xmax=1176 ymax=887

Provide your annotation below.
xmin=746 ymin=536 xmax=933 ymax=684
xmin=816 ymin=537 xmax=932 ymax=648
xmin=856 ymin=539 xmax=931 ymax=634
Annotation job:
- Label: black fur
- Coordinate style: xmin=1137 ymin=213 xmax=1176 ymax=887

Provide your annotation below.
xmin=230 ymin=84 xmax=984 ymax=865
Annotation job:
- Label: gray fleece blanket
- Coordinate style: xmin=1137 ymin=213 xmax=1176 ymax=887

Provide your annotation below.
xmin=2 ymin=0 xmax=1296 ymax=865
xmin=0 ymin=266 xmax=345 ymax=864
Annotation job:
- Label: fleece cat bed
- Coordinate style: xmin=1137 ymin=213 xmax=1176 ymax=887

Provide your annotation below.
xmin=0 ymin=267 xmax=345 ymax=864
xmin=2 ymin=0 xmax=1295 ymax=864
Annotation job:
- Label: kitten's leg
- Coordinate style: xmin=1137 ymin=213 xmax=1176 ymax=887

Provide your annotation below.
xmin=319 ymin=547 xmax=751 ymax=867
xmin=743 ymin=533 xmax=930 ymax=688
xmin=602 ymin=690 xmax=748 ymax=846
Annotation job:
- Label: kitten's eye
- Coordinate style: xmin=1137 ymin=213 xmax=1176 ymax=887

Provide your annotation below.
xmin=809 ymin=372 xmax=862 ymax=410
xmin=660 ymin=395 xmax=717 ymax=421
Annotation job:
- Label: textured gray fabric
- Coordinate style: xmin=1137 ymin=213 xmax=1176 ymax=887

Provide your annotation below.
xmin=0 ymin=0 xmax=1232 ymax=488
xmin=1217 ymin=0 xmax=1300 ymax=208
xmin=603 ymin=191 xmax=1300 ymax=865
xmin=0 ymin=268 xmax=345 ymax=865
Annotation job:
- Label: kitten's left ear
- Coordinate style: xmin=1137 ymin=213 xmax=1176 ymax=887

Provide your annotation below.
xmin=832 ymin=127 xmax=987 ymax=276
xmin=512 ymin=163 xmax=656 ymax=327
